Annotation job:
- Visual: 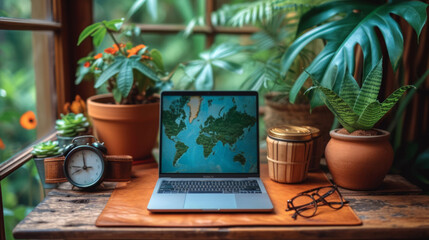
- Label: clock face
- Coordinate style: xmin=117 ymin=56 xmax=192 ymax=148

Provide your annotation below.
xmin=64 ymin=147 xmax=105 ymax=188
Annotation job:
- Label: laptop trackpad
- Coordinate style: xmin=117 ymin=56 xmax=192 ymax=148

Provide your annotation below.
xmin=184 ymin=194 xmax=237 ymax=210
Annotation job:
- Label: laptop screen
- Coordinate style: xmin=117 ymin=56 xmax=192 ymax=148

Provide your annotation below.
xmin=159 ymin=91 xmax=259 ymax=175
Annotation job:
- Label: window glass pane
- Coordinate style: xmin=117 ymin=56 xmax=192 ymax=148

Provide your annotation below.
xmin=93 ymin=0 xmax=205 ymax=24
xmin=0 ymin=29 xmax=55 ymax=239
xmin=0 ymin=30 xmax=38 ymax=161
xmin=0 ymin=30 xmax=56 ymax=162
xmin=0 ymin=0 xmax=52 ymax=20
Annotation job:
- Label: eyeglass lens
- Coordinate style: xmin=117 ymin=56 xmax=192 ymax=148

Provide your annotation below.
xmin=291 ymin=195 xmax=317 ymax=217
xmin=316 ymin=186 xmax=343 ymax=209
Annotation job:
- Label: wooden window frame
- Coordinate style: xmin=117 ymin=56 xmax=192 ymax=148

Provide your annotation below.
xmin=132 ymin=0 xmax=259 ymax=47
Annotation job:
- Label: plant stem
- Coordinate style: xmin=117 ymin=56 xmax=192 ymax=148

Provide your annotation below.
xmin=102 ymin=22 xmax=127 ymax=56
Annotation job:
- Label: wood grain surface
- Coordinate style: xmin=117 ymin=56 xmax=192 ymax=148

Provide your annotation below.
xmin=13 ymin=162 xmax=429 ymax=240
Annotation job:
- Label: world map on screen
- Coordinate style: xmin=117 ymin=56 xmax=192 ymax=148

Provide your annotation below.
xmin=161 ymin=95 xmax=258 ymax=173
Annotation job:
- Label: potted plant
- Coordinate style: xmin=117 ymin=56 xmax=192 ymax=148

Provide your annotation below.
xmin=280 ymin=0 xmax=428 ymax=109
xmin=306 ymin=59 xmax=415 ymax=190
xmin=76 ymin=19 xmax=167 ymax=161
xmin=185 ymin=3 xmax=334 ymax=146
xmin=31 ymin=140 xmax=63 ymax=189
xmin=55 ymin=113 xmax=90 ymax=148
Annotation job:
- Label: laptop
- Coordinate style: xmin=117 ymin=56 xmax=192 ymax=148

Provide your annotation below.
xmin=147 ymin=91 xmax=273 ymax=212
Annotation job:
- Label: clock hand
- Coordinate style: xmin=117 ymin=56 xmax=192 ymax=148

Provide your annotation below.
xmin=72 ymin=169 xmax=82 ymax=175
xmin=72 ymin=166 xmax=82 ymax=168
xmin=82 ymin=152 xmax=87 ymax=170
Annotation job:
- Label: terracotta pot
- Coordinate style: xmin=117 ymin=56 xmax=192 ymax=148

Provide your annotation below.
xmin=325 ymin=129 xmax=394 ymax=190
xmin=87 ymin=94 xmax=159 ymax=161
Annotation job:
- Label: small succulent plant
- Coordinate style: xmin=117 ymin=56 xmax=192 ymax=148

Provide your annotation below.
xmin=55 ymin=113 xmax=90 ymax=137
xmin=31 ymin=140 xmax=62 ymax=158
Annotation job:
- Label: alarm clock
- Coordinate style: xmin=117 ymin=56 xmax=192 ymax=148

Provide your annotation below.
xmin=63 ymin=135 xmax=108 ymax=189
xmin=43 ymin=135 xmax=133 ymax=190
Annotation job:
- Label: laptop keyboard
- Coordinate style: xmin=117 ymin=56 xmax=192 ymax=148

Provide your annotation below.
xmin=158 ymin=180 xmax=262 ymax=194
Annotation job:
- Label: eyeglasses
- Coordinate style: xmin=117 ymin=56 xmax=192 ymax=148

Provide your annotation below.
xmin=285 ymin=185 xmax=348 ymax=220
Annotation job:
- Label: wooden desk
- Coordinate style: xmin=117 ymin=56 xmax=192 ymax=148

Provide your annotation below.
xmin=13 ymin=162 xmax=429 ymax=240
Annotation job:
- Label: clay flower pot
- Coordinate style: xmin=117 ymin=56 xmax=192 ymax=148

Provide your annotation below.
xmin=325 ymin=128 xmax=393 ymax=190
xmin=87 ymin=94 xmax=159 ymax=161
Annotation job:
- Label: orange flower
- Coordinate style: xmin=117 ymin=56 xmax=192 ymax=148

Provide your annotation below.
xmin=141 ymin=55 xmax=153 ymax=60
xmin=113 ymin=43 xmax=126 ymax=50
xmin=0 ymin=138 xmax=5 ymax=150
xmin=104 ymin=47 xmax=117 ymax=55
xmin=20 ymin=111 xmax=37 ymax=130
xmin=70 ymin=95 xmax=86 ymax=114
xmin=84 ymin=61 xmax=91 ymax=68
xmin=127 ymin=44 xmax=146 ymax=57
xmin=94 ymin=53 xmax=103 ymax=59
xmin=63 ymin=102 xmax=71 ymax=114
xmin=63 ymin=95 xmax=87 ymax=114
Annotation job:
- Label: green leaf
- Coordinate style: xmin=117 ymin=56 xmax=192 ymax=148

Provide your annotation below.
xmin=283 ymin=0 xmax=428 ymax=106
xmin=150 ymin=49 xmax=165 ymax=72
xmin=195 ymin=64 xmax=214 ymax=90
xmin=116 ymin=59 xmax=134 ymax=97
xmin=91 ymin=27 xmax=107 ymax=47
xmin=339 ymin=70 xmax=360 ymax=108
xmin=209 ymin=43 xmax=241 ymax=59
xmin=130 ymin=60 xmax=160 ymax=82
xmin=353 ymin=58 xmax=383 ymax=115
xmin=241 ymin=62 xmax=280 ymax=91
xmin=182 ymin=61 xmax=205 ymax=79
xmin=211 ymin=60 xmax=243 ymax=74
xmin=414 ymin=149 xmax=429 ymax=169
xmin=379 ymin=85 xmax=415 ymax=117
xmin=147 ymin=0 xmax=158 ymax=20
xmin=77 ymin=22 xmax=101 ymax=46
xmin=356 ymin=101 xmax=382 ymax=130
xmin=289 ymin=71 xmax=309 ymax=103
xmin=75 ymin=64 xmax=91 ymax=85
xmin=103 ymin=18 xmax=124 ymax=31
xmin=297 ymin=1 xmax=377 ymax=34
xmin=112 ymin=88 xmax=123 ymax=104
xmin=308 ymin=86 xmax=358 ymax=133
xmin=95 ymin=58 xmax=124 ymax=88
xmin=126 ymin=0 xmax=147 ymax=19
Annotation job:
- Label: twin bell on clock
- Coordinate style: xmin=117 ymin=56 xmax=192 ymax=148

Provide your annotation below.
xmin=44 ymin=135 xmax=133 ymax=190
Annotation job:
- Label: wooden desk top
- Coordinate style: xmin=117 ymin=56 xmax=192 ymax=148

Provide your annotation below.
xmin=13 ymin=162 xmax=429 ymax=240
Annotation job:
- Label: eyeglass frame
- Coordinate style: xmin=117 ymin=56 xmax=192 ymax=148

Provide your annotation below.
xmin=285 ymin=185 xmax=348 ymax=220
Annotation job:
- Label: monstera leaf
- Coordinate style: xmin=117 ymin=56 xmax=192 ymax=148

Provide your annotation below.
xmin=282 ymin=0 xmax=428 ymax=108
xmin=307 ymin=59 xmax=415 ymax=133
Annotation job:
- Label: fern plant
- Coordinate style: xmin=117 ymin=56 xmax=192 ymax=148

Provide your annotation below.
xmin=306 ymin=59 xmax=415 ymax=133
xmin=282 ymin=0 xmax=428 ymax=108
